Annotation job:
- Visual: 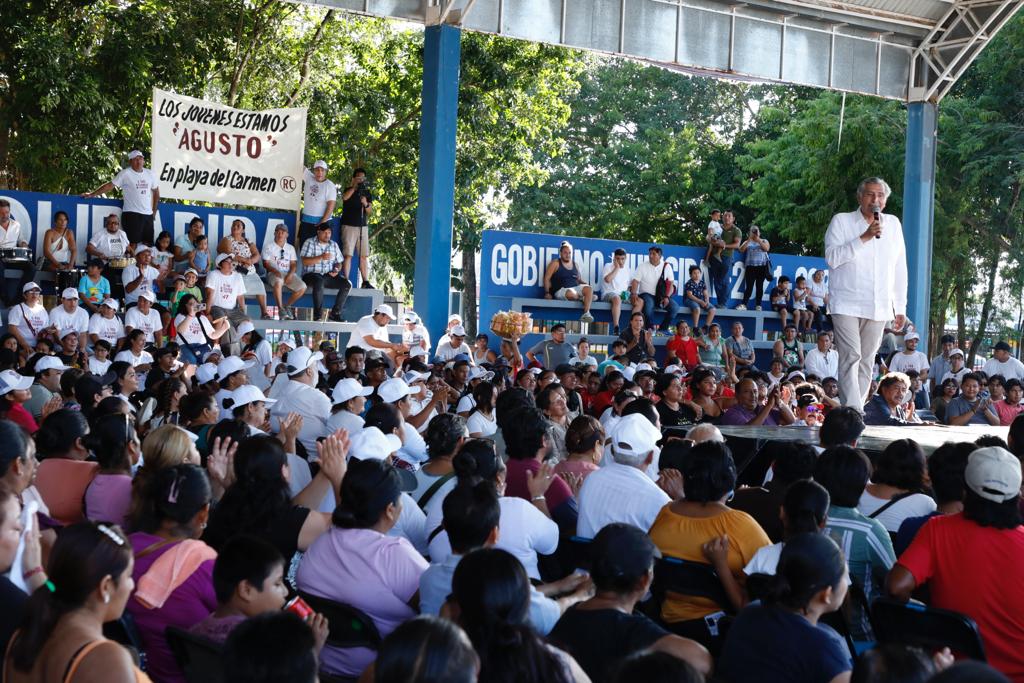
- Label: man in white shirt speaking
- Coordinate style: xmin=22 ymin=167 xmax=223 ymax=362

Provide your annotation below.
xmin=576 ymin=413 xmax=671 ymax=538
xmin=824 ymin=177 xmax=908 ymax=410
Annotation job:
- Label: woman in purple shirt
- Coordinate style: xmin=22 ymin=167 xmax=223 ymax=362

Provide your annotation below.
xmin=296 ymin=458 xmax=428 ymax=678
xmin=127 ymin=465 xmax=217 ymax=683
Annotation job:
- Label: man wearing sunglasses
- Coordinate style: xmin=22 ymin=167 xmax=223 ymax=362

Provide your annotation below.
xmin=262 ymin=224 xmax=307 ymax=320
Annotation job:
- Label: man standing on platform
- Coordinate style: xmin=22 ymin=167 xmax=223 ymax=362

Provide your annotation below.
xmin=82 ymin=150 xmax=160 ymax=246
xmin=298 ymin=161 xmax=337 ymax=248
xmin=824 ymin=177 xmax=907 ymax=410
xmin=630 ymin=245 xmax=678 ymax=334
xmin=340 ymin=168 xmax=374 ymax=288
xmin=705 ymin=210 xmax=742 ymax=308
xmin=0 ymin=199 xmax=36 ymax=306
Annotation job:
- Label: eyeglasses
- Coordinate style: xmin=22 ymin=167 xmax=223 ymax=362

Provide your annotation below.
xmin=280 ymin=249 xmax=285 ymax=259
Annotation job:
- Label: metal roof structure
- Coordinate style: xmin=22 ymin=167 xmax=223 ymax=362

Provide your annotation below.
xmin=297 ymin=0 xmax=1021 ymax=102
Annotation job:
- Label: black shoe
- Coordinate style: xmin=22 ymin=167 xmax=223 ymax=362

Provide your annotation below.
xmin=328 ymin=312 xmax=344 ymax=322
xmin=361 ymin=281 xmax=374 ymax=289
xmin=612 ymin=326 xmax=619 ymax=335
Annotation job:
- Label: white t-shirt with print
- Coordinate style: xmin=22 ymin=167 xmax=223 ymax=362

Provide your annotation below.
xmin=205 ymin=269 xmax=246 ymax=309
xmin=121 ymin=264 xmax=160 ymax=305
xmin=88 ymin=313 xmax=125 ymax=346
xmin=8 ymin=303 xmax=49 ymax=347
xmin=350 ymin=314 xmax=389 ymax=351
xmin=48 ymin=306 xmax=89 ymax=336
xmin=261 ymin=242 xmax=298 ymax=274
xmin=302 ymin=168 xmax=338 ymax=218
xmin=112 ymin=167 xmax=160 ymax=215
xmin=89 ymin=230 xmax=131 ymax=259
xmin=174 ymin=313 xmax=216 ymax=346
xmin=124 ymin=306 xmax=162 ymax=343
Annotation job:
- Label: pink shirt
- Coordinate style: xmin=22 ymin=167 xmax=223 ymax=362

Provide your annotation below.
xmin=295 ymin=527 xmax=428 ymax=677
xmin=85 ymin=473 xmax=133 ymax=527
xmin=994 ymin=399 xmax=1024 ymax=426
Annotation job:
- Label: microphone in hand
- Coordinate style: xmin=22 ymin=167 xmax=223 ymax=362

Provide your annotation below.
xmin=872 ymin=204 xmax=882 ymax=239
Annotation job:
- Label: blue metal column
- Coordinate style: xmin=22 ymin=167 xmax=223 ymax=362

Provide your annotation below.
xmin=901 ymin=102 xmax=937 ymax=344
xmin=413 ymin=24 xmax=461 ymax=339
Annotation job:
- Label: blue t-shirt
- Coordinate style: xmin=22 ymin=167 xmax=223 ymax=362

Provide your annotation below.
xmin=78 ymin=274 xmax=110 ymax=306
xmin=719 ymin=605 xmax=851 ymax=683
xmin=684 ymin=279 xmax=706 ymax=302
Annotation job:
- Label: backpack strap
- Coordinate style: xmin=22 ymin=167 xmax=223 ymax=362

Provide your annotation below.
xmin=867 ymin=491 xmax=916 ymax=520
xmin=417 ymin=472 xmax=456 ymax=510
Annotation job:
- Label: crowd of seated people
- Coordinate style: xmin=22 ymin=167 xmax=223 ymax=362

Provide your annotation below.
xmin=2 ymin=240 xmax=1024 ymax=683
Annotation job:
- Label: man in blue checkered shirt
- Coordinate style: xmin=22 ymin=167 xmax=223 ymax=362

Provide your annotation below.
xmin=300 ymin=223 xmax=351 ymax=322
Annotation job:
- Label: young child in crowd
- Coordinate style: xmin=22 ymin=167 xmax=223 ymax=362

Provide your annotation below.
xmin=792 ymin=276 xmax=811 ymax=333
xmin=770 ymin=275 xmax=792 ymax=330
xmin=190 ymin=234 xmax=211 ymax=277
xmin=88 ymin=339 xmax=112 ymax=375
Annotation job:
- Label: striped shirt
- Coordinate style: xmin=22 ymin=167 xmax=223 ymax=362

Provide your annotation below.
xmin=823 ymin=505 xmax=896 ymax=642
xmin=300 ymin=237 xmax=343 ymax=275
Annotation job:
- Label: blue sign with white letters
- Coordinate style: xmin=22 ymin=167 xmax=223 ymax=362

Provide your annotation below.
xmin=479 ymin=229 xmax=827 ymax=343
xmin=0 ymin=189 xmax=294 ymax=260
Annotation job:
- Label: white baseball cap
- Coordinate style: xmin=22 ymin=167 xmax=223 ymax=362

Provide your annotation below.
xmin=635 ymin=362 xmax=654 ymax=373
xmin=966 ymin=447 xmax=1023 ymax=503
xmin=409 ymin=346 xmax=427 ymax=358
xmin=620 ymin=366 xmax=636 ymax=381
xmin=101 ymin=298 xmax=118 ymax=311
xmin=312 ymin=160 xmax=328 ymax=170
xmin=237 ymin=321 xmax=255 ymax=337
xmin=664 ymin=364 xmax=684 ymax=376
xmin=127 ymin=150 xmax=144 ymax=160
xmin=401 ymin=311 xmax=419 ymax=324
xmin=34 ymin=357 xmax=72 ymax=373
xmin=374 ymin=304 xmax=395 ymax=320
xmin=217 ymin=356 xmax=255 ymax=379
xmin=450 ymin=325 xmax=467 ymax=337
xmin=138 ymin=290 xmax=157 ymax=303
xmin=949 ymin=348 xmax=965 ymax=358
xmin=277 ymin=337 xmax=295 ymax=350
xmin=448 ymin=314 xmax=462 ymax=324
xmin=59 ymin=327 xmax=79 ymax=339
xmin=332 ymin=378 xmax=373 ymax=405
xmin=196 ymin=362 xmax=218 ymax=384
xmin=349 ymin=426 xmax=403 ymax=462
xmin=203 ymin=349 xmax=223 ymax=363
xmin=134 ymin=244 xmax=152 ymax=255
xmin=610 ymin=414 xmax=662 ymax=459
xmin=61 ymin=288 xmax=79 ymax=300
xmin=215 ymin=253 xmax=233 ymax=266
xmin=0 ymin=370 xmax=33 ymax=396
xmin=378 ymin=378 xmax=413 ymax=404
xmin=287 ymin=347 xmax=323 ymax=374
xmin=468 ymin=366 xmax=494 ymax=382
xmin=904 ymin=332 xmax=921 ymax=342
xmin=21 ymin=282 xmax=41 ymax=294
xmin=403 ymin=370 xmax=431 ymax=385
xmin=184 ymin=268 xmax=199 ymax=277
xmin=225 ymin=385 xmax=276 ymax=410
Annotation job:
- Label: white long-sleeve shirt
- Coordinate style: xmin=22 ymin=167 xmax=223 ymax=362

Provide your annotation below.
xmin=824 ymin=209 xmax=907 ymax=321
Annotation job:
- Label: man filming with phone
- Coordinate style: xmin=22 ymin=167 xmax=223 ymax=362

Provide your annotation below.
xmin=824 ymin=177 xmax=908 ymax=410
xmin=341 ymin=167 xmax=374 ymax=289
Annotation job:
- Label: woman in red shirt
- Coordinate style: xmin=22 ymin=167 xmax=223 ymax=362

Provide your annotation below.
xmin=590 ymin=370 xmax=625 ymax=417
xmin=666 ymin=322 xmax=700 ymax=371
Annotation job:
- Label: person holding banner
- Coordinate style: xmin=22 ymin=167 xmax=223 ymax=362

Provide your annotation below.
xmin=82 ymin=149 xmax=160 ymax=246
xmin=298 ymin=160 xmax=338 ymax=248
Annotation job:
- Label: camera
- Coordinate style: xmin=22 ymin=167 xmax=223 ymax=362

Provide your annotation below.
xmin=355 ymin=181 xmax=372 ymax=200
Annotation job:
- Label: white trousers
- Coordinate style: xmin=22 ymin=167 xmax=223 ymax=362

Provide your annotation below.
xmin=831 ymin=314 xmax=886 ymax=410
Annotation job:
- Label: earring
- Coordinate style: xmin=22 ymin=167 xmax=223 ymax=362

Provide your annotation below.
xmin=103 ymin=593 xmax=110 ymax=604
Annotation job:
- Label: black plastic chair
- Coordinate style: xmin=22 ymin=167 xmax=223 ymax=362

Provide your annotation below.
xmin=165 ymin=626 xmax=224 ymax=683
xmin=649 ymin=556 xmax=734 ymax=614
xmin=871 ymin=598 xmax=986 ymax=661
xmin=298 ymin=591 xmax=383 ymax=650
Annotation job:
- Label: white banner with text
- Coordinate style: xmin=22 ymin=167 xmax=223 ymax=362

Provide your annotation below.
xmin=151 ymin=88 xmax=306 ymax=210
